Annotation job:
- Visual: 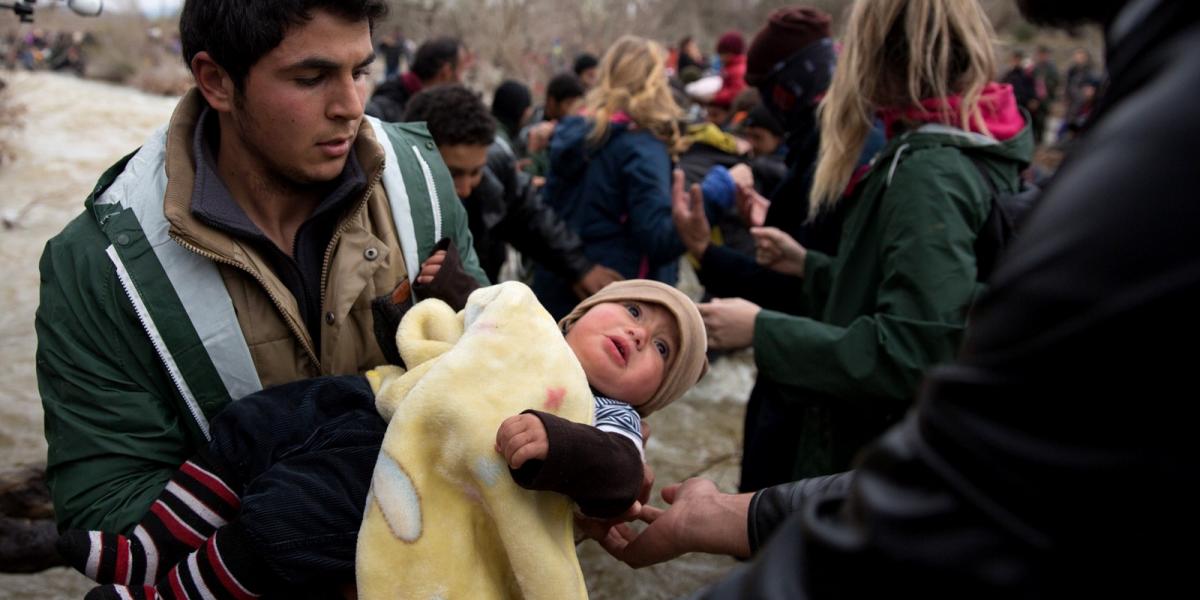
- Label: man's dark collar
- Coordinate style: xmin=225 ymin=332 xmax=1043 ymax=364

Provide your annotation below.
xmin=189 ymin=106 xmax=367 ymax=241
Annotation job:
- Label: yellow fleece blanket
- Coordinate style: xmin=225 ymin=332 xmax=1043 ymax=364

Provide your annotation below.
xmin=357 ymin=282 xmax=592 ymax=600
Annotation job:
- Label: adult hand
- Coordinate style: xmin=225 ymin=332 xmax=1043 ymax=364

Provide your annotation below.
xmin=527 ymin=120 xmax=557 ymax=153
xmin=698 ymin=297 xmax=761 ymax=350
xmin=734 ymin=137 xmax=753 ymax=156
xmin=671 ymin=169 xmax=711 ymax=259
xmin=495 ymin=413 xmax=548 ymax=469
xmin=595 ymin=478 xmax=752 ymax=568
xmin=572 ymin=265 xmax=624 ymax=299
xmin=728 ymin=163 xmax=755 ymax=190
xmin=416 ymin=250 xmax=446 ymax=284
xmin=735 ymin=183 xmax=770 ymax=227
xmin=750 ymin=226 xmax=807 ymax=278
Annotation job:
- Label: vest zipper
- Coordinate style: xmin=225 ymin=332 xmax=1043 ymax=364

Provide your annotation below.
xmin=170 ymin=234 xmax=321 ymax=369
xmin=169 ymin=151 xmax=386 ymax=373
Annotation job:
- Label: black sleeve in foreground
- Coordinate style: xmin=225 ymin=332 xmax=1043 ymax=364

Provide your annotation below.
xmin=747 ymin=471 xmax=853 ymax=554
xmin=508 ymin=410 xmax=643 ymax=519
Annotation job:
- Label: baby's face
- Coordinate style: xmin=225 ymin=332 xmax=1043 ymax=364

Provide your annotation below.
xmin=565 ymin=301 xmax=680 ymax=407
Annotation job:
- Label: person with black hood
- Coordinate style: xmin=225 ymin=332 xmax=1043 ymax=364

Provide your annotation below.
xmin=491 ymin=79 xmax=534 ymax=157
xmin=598 ymin=1 xmax=1200 ymax=597
xmin=404 ymin=84 xmax=623 ymax=294
xmin=670 ymin=6 xmax=885 ymax=493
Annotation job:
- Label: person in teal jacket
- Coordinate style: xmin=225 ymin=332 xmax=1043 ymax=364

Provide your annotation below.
xmin=36 ymin=0 xmax=486 ymax=540
xmin=693 ymin=0 xmax=1032 ymax=479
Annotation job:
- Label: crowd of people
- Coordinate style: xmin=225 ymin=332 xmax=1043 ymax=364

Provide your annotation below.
xmin=1001 ymin=43 xmax=1102 ymax=147
xmin=1 ymin=28 xmax=89 ymax=75
xmin=29 ymin=0 xmax=1197 ymax=598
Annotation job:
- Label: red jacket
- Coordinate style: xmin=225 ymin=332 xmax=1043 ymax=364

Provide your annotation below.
xmin=711 ymin=54 xmax=747 ymax=108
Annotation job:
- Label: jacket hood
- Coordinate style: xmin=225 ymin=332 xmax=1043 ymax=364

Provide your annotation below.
xmin=879 ymin=83 xmax=1027 ymax=142
xmin=877 ymin=107 xmax=1034 ymax=169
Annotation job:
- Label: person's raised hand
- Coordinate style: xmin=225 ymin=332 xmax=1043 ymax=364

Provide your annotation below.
xmin=527 ymin=120 xmax=557 ymax=153
xmin=671 ymin=169 xmax=711 ymax=259
xmin=728 ymin=163 xmax=755 ymax=189
xmin=750 ymin=226 xmax=807 ymax=277
xmin=735 ymin=183 xmax=770 ymax=228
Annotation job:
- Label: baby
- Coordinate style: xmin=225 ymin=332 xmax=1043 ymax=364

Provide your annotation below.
xmin=496 ymin=280 xmax=709 ymax=518
xmin=59 ymin=276 xmax=706 ymax=600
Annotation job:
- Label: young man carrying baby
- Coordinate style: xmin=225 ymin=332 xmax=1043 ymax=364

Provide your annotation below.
xmin=59 ymin=274 xmax=706 ymax=599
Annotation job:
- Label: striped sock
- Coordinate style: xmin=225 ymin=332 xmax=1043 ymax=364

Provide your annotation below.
xmin=85 ymin=527 xmax=264 ymax=600
xmin=59 ymin=457 xmax=241 ymax=586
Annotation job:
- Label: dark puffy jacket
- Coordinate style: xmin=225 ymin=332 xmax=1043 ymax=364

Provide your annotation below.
xmin=534 ymin=115 xmax=684 ymax=318
xmin=698 ymin=3 xmax=1200 ymax=597
xmin=365 ymin=75 xmax=418 ymax=123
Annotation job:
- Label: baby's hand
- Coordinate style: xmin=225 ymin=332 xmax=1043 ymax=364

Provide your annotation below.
xmin=495 ymin=413 xmax=549 ymax=469
xmin=416 ymin=250 xmax=446 ymax=284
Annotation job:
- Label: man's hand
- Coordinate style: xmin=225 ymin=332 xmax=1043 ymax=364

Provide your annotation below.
xmin=697 ymin=297 xmax=761 ymax=350
xmin=735 ymin=183 xmax=770 ymax=228
xmin=594 ymin=478 xmax=752 ymax=568
xmin=573 ymin=265 xmax=624 ymax=299
xmin=416 ymin=250 xmax=446 ymax=285
xmin=750 ymin=226 xmax=807 ymax=277
xmin=671 ymin=169 xmax=711 ymax=259
xmin=495 ymin=413 xmax=548 ymax=469
xmin=728 ymin=163 xmax=755 ymax=190
xmin=527 ymin=121 xmax=557 ymax=153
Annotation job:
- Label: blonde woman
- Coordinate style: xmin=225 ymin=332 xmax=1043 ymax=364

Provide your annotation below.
xmin=533 ymin=35 xmax=687 ymax=318
xmin=698 ymin=0 xmax=1033 ymax=481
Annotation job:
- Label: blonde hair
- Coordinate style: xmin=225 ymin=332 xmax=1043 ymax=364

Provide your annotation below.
xmin=810 ymin=0 xmax=997 ymax=216
xmin=585 ymin=35 xmax=686 ymax=154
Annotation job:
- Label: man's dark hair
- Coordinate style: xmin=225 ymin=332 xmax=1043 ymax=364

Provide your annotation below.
xmin=410 ymin=36 xmax=462 ymax=82
xmin=491 ymin=80 xmax=532 ymax=137
xmin=179 ymin=0 xmax=388 ymax=91
xmin=403 ymin=84 xmax=495 ymax=147
xmin=546 ymin=72 xmax=585 ymax=103
xmin=572 ymin=53 xmax=599 ymax=76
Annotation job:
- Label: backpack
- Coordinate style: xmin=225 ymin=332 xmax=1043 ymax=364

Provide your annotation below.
xmin=965 ymin=154 xmax=1040 ymax=282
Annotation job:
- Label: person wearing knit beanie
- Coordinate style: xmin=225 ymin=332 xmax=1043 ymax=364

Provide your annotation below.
xmin=712 ymin=30 xmax=749 ymax=109
xmin=745 ymin=6 xmax=833 ymax=84
xmin=741 ymin=6 xmax=836 ymax=140
xmin=716 ymin=31 xmax=746 ymax=57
